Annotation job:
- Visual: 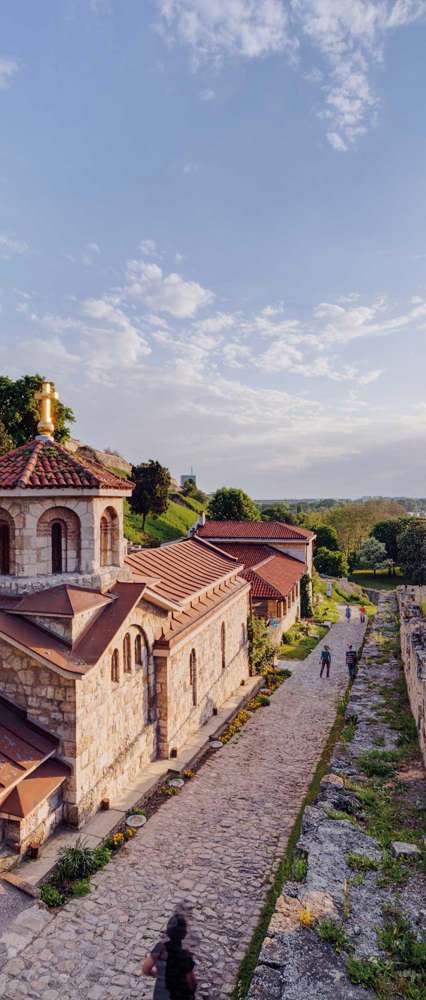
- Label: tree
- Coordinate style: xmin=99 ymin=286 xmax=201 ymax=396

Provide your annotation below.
xmin=313 ymin=524 xmax=339 ymax=551
xmin=398 ymin=520 xmax=426 ymax=584
xmin=247 ymin=615 xmax=275 ymax=673
xmin=314 ymin=547 xmax=349 ymax=577
xmin=261 ymin=503 xmax=296 ymax=524
xmin=208 ymin=487 xmax=260 ymax=521
xmin=371 ymin=518 xmax=411 ymax=565
xmin=130 ymin=460 xmax=171 ymax=530
xmin=0 ymin=420 xmax=14 ymax=456
xmin=300 ymin=573 xmax=313 ymax=617
xmin=357 ymin=536 xmax=387 ymax=575
xmin=0 ymin=374 xmax=75 ymax=448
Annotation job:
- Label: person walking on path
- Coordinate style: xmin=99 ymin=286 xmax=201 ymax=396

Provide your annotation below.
xmin=320 ymin=644 xmax=331 ymax=678
xmin=346 ymin=644 xmax=357 ymax=682
xmin=360 ymin=605 xmax=366 ymax=624
xmin=143 ymin=912 xmax=197 ymax=1000
xmin=345 ymin=605 xmax=351 ymax=622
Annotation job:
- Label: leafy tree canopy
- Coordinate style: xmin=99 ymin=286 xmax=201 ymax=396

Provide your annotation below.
xmin=313 ymin=524 xmax=339 ymax=551
xmin=398 ymin=520 xmax=426 ymax=584
xmin=357 ymin=536 xmax=387 ymax=574
xmin=0 ymin=374 xmax=75 ymax=448
xmin=0 ymin=420 xmax=14 ymax=456
xmin=261 ymin=503 xmax=296 ymax=524
xmin=371 ymin=518 xmax=411 ymax=563
xmin=314 ymin=547 xmax=349 ymax=578
xmin=208 ymin=487 xmax=260 ymax=521
xmin=130 ymin=459 xmax=171 ymax=530
xmin=300 ymin=572 xmax=313 ymax=618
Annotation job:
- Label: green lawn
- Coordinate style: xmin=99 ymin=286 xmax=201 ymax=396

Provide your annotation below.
xmin=124 ymin=497 xmax=204 ymax=545
xmin=349 ymin=569 xmax=408 ymax=591
xmin=279 ymin=621 xmax=328 ymax=660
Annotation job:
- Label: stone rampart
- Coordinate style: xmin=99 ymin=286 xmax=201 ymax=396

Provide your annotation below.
xmin=397 ymin=585 xmax=426 ymax=766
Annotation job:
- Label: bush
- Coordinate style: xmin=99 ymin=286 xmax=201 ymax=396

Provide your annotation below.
xmin=56 ymin=838 xmax=100 ymax=882
xmin=300 ymin=572 xmax=313 ymax=617
xmin=70 ymin=879 xmax=91 ymax=898
xmin=314 ymin=547 xmax=349 ymax=577
xmin=247 ymin=615 xmax=275 ymax=673
xmin=40 ymin=884 xmax=65 ymax=908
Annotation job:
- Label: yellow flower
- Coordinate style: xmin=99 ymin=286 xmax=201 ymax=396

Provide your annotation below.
xmin=299 ymin=907 xmax=314 ymax=927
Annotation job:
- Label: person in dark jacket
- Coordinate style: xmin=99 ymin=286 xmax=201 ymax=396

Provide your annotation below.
xmin=320 ymin=644 xmax=331 ymax=678
xmin=143 ymin=912 xmax=197 ymax=1000
xmin=346 ymin=644 xmax=357 ymax=681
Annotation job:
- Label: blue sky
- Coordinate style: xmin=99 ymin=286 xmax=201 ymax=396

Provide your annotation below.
xmin=1 ymin=1 xmax=426 ymax=498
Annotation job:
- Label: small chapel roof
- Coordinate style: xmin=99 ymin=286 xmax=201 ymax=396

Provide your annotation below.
xmin=0 ymin=438 xmax=133 ymax=492
xmin=196 ymin=520 xmax=314 ymax=541
xmin=0 ymin=698 xmax=58 ymax=798
xmin=8 ymin=584 xmax=114 ymax=618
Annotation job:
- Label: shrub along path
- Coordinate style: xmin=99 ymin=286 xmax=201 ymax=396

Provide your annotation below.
xmin=0 ymin=610 xmax=365 ymax=1000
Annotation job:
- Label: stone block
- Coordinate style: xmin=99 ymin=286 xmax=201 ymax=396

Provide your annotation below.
xmin=391 ymin=841 xmax=421 ymax=858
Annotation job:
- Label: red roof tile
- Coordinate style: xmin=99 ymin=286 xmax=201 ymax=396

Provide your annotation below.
xmin=0 ymin=439 xmax=133 ymax=491
xmin=0 ymin=757 xmax=70 ymax=819
xmin=196 ymin=520 xmax=314 ymax=541
xmin=210 ymin=542 xmax=305 ymax=600
xmin=11 ymin=585 xmax=113 ymax=618
xmin=73 ymin=581 xmax=147 ymax=664
xmin=125 ymin=537 xmax=241 ymax=606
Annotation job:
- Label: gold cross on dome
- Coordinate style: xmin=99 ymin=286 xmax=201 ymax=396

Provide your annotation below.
xmin=35 ymin=380 xmax=59 ymax=438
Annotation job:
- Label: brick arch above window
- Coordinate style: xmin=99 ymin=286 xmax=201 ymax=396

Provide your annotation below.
xmin=37 ymin=506 xmax=81 ymax=575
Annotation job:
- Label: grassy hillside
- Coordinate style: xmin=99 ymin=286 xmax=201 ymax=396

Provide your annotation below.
xmin=124 ymin=497 xmax=205 ymax=545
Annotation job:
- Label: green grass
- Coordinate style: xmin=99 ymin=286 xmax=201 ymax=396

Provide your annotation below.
xmin=124 ymin=497 xmax=204 ymax=545
xmin=346 ymin=852 xmax=380 ymax=872
xmin=347 ymin=907 xmax=426 ymax=999
xmin=316 ymin=918 xmax=350 ymax=954
xmin=349 ymin=569 xmax=408 ymax=591
xmin=279 ymin=621 xmax=328 ymax=660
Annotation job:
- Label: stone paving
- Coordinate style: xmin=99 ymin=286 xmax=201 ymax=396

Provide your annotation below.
xmin=0 ymin=609 xmax=365 ymax=1000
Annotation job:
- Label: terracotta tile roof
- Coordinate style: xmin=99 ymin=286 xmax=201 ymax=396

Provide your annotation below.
xmin=73 ymin=581 xmax=147 ymax=664
xmin=196 ymin=520 xmax=314 ymax=541
xmin=154 ymin=577 xmax=249 ymax=647
xmin=10 ymin=585 xmax=114 ymax=618
xmin=0 ymin=439 xmax=133 ymax=492
xmin=0 ymin=758 xmax=70 ymax=820
xmin=125 ymin=537 xmax=241 ymax=607
xmin=0 ymin=699 xmax=58 ymax=799
xmin=211 ymin=542 xmax=305 ymax=600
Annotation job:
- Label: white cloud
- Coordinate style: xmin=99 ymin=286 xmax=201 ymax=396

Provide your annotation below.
xmin=81 ymin=242 xmax=101 ymax=266
xmin=157 ymin=1 xmax=426 ymax=148
xmin=0 ymin=233 xmax=29 ymax=259
xmin=140 ymin=239 xmax=159 ymax=257
xmin=200 ymin=88 xmax=216 ymax=100
xmin=158 ymin=0 xmax=293 ymax=60
xmin=125 ymin=259 xmax=214 ymax=317
xmin=0 ymin=57 xmax=19 ymax=90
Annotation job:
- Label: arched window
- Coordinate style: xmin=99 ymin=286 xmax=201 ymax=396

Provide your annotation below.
xmin=51 ymin=521 xmax=65 ymax=574
xmin=221 ymin=622 xmax=226 ymax=671
xmin=0 ymin=523 xmax=10 ymax=575
xmin=100 ymin=506 xmax=120 ymax=567
xmin=189 ymin=649 xmax=197 ymax=707
xmin=135 ymin=633 xmax=142 ymax=665
xmin=123 ymin=633 xmax=131 ymax=673
xmin=111 ymin=649 xmax=120 ymax=683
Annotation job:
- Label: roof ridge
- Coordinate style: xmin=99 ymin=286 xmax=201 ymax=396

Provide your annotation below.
xmin=17 ymin=440 xmax=44 ymax=487
xmin=244 ymin=567 xmax=283 ymax=600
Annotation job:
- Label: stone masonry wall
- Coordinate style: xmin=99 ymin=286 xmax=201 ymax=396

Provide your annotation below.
xmin=2 ymin=785 xmax=64 ymax=855
xmin=397 ymin=585 xmax=426 ymax=766
xmin=71 ymin=599 xmax=168 ymax=825
xmin=156 ymin=587 xmax=250 ymax=757
xmin=0 ymin=640 xmax=76 ymax=758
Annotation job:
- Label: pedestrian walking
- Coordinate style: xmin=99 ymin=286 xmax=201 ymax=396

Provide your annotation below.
xmin=346 ymin=644 xmax=357 ymax=682
xmin=143 ymin=912 xmax=197 ymax=1000
xmin=319 ymin=644 xmax=331 ymax=678
xmin=360 ymin=605 xmax=366 ymax=624
xmin=345 ymin=605 xmax=351 ymax=622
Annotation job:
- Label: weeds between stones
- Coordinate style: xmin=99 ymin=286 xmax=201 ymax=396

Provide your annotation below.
xmin=346 ymin=852 xmax=380 ymax=872
xmin=290 ymin=854 xmax=308 ymax=882
xmin=347 ymin=906 xmax=426 ymax=999
xmin=316 ymin=918 xmax=350 ymax=954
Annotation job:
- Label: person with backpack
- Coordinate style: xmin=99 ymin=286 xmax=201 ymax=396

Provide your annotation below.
xmin=346 ymin=644 xmax=357 ymax=682
xmin=345 ymin=605 xmax=351 ymax=622
xmin=143 ymin=912 xmax=197 ymax=1000
xmin=360 ymin=605 xmax=366 ymax=624
xmin=320 ymin=644 xmax=331 ymax=678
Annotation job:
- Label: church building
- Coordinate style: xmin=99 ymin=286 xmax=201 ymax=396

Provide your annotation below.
xmin=0 ymin=382 xmax=250 ymax=854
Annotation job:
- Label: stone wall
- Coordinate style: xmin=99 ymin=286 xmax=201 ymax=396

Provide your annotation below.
xmin=397 ymin=585 xmax=426 ymax=766
xmin=0 ymin=493 xmax=129 ymax=594
xmin=155 ymin=587 xmax=250 ymax=757
xmin=2 ymin=785 xmax=64 ymax=855
xmin=0 ymin=641 xmax=77 ymax=758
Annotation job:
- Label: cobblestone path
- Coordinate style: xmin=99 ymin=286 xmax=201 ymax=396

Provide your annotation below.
xmin=1 ymin=610 xmax=365 ymax=1000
